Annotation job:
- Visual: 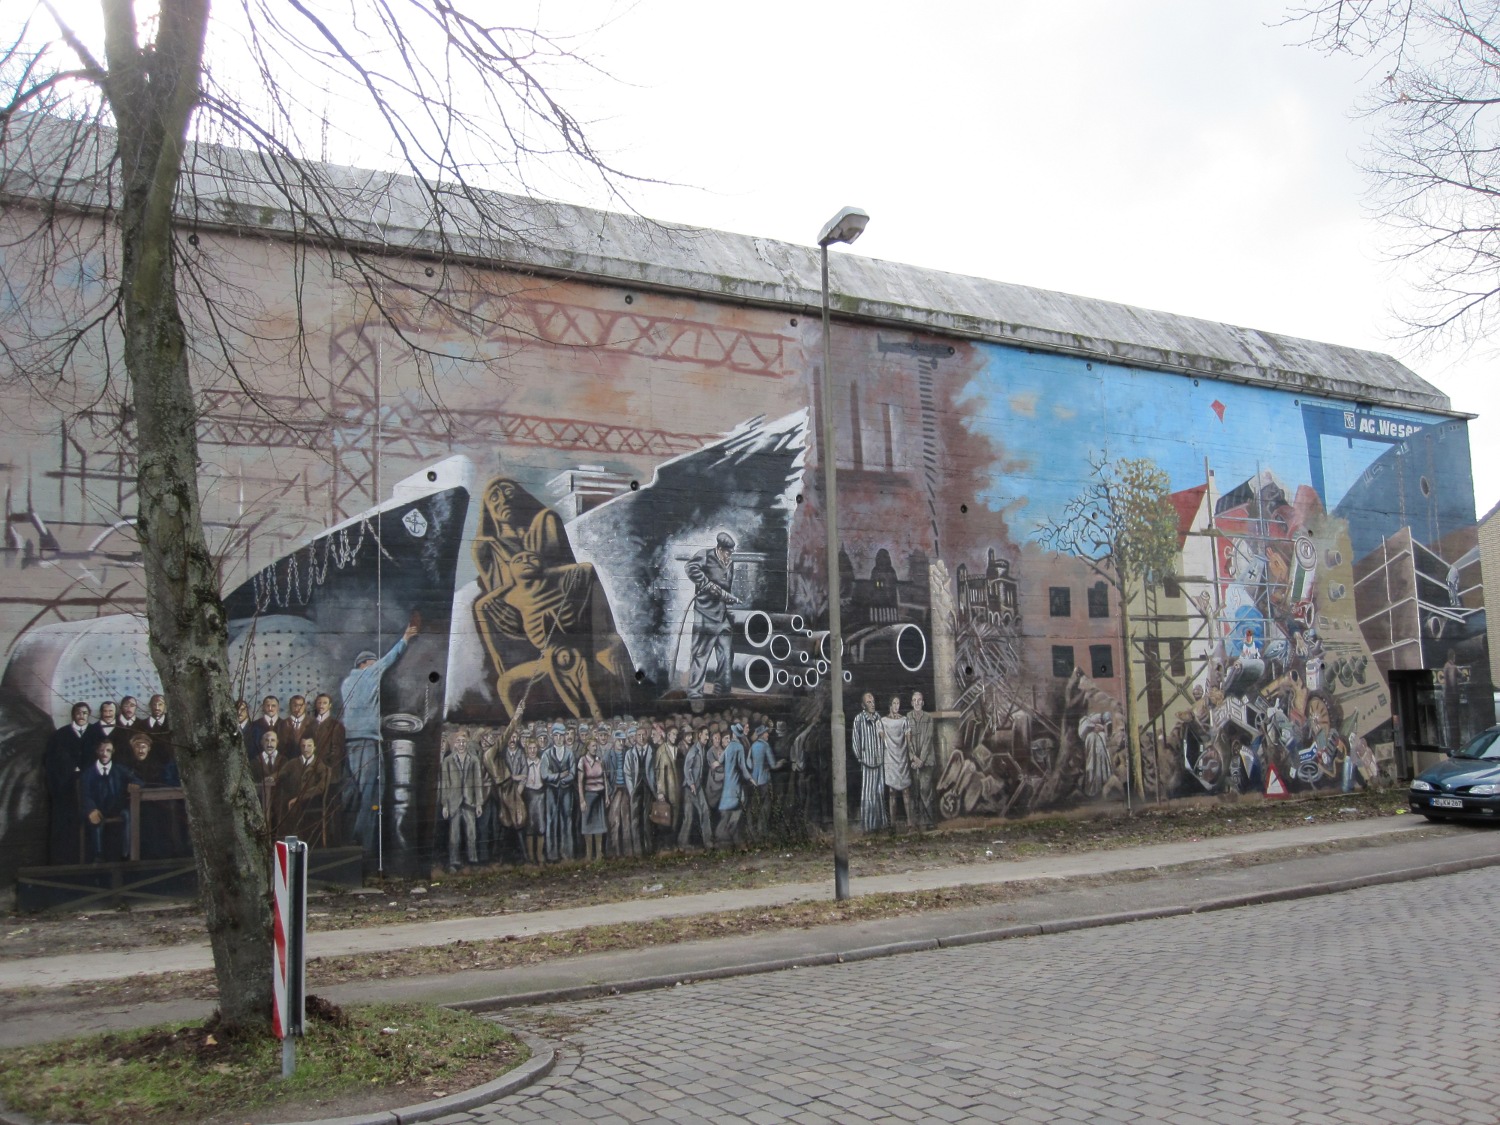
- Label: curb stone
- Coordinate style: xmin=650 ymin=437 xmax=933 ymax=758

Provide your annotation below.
xmin=0 ymin=1030 xmax=556 ymax=1125
xmin=268 ymin=1028 xmax=556 ymax=1125
xmin=450 ymin=955 xmax=845 ymax=1011
xmin=455 ymin=848 xmax=1500 ymax=1014
xmin=837 ymin=939 xmax=939 ymax=963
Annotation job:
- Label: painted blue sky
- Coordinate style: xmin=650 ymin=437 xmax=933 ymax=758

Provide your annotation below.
xmin=960 ymin=344 xmax=1450 ymax=540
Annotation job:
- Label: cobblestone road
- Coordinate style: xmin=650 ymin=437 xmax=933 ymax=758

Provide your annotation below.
xmin=436 ymin=867 xmax=1500 ymax=1123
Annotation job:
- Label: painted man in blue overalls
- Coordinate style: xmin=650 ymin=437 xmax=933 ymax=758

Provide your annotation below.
xmin=340 ymin=620 xmax=418 ymax=855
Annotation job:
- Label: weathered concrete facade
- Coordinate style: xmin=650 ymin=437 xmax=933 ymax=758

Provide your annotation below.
xmin=0 ymin=126 xmax=1487 ymax=884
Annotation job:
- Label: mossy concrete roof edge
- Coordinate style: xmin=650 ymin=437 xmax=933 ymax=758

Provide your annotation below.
xmin=0 ymin=114 xmax=1460 ymax=416
xmin=487 ymin=212 xmax=1458 ymax=417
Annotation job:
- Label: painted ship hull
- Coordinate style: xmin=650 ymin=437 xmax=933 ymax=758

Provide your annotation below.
xmin=4 ymin=458 xmax=473 ymax=727
xmin=0 ymin=458 xmax=475 ymax=877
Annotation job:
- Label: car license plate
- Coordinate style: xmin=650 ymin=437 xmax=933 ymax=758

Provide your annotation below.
xmin=1432 ymin=797 xmax=1464 ymax=809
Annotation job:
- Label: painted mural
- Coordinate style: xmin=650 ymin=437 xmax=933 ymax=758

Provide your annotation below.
xmin=941 ymin=354 xmax=1489 ymax=816
xmin=0 ymin=218 xmax=1488 ymax=888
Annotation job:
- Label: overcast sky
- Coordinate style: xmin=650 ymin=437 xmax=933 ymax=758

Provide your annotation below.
xmin=14 ymin=1 xmax=1498 ymax=513
xmin=537 ymin=0 xmax=1497 ymax=514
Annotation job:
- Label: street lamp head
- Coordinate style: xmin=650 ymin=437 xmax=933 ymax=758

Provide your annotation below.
xmin=817 ymin=206 xmax=870 ymax=248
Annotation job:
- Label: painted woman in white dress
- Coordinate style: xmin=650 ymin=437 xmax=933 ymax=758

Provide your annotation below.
xmin=879 ymin=695 xmax=915 ymax=830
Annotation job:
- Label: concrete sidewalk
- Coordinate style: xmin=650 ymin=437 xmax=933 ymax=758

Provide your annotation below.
xmin=3 ymin=812 xmax=1495 ymax=1120
xmin=4 ymin=816 xmax=1497 ymax=1048
xmin=0 ymin=815 xmax=1431 ymax=993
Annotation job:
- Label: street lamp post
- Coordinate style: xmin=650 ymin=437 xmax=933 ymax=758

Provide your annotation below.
xmin=817 ymin=206 xmax=868 ymax=902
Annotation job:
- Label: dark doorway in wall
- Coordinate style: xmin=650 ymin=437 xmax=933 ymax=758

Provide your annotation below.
xmin=1388 ymin=668 xmax=1444 ymax=780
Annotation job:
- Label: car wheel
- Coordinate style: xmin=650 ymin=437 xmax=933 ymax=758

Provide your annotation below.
xmin=1306 ymin=692 xmax=1341 ymax=737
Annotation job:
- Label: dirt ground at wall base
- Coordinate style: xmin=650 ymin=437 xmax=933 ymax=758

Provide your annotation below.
xmin=1 ymin=786 xmax=1407 ymax=964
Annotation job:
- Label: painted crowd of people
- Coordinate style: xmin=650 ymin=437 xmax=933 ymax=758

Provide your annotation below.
xmin=237 ymin=691 xmax=349 ymax=849
xmin=435 ymin=689 xmax=944 ymax=873
xmin=42 ymin=694 xmax=177 ymax=863
xmin=42 ymin=662 xmax=944 ymax=876
xmin=42 ymin=684 xmax=358 ymax=864
xmin=850 ymin=691 xmax=939 ymax=832
xmin=436 ymin=703 xmax=797 ymax=872
xmin=238 ymin=621 xmax=419 ymax=852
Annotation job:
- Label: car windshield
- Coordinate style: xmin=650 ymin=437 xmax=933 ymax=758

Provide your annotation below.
xmin=1454 ymin=730 xmax=1500 ymax=761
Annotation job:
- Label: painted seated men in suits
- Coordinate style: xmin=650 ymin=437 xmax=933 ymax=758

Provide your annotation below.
xmin=309 ymin=692 xmax=347 ymax=844
xmin=85 ymin=701 xmax=126 ymax=762
xmin=143 ymin=693 xmax=170 ymax=751
xmin=81 ymin=738 xmax=139 ymax=862
xmin=250 ymin=730 xmax=281 ymax=821
xmin=127 ymin=730 xmax=182 ymax=859
xmin=247 ymin=696 xmax=282 ymax=763
xmin=275 ymin=736 xmax=332 ymax=846
xmin=309 ymin=693 xmax=346 ymax=777
xmin=117 ymin=695 xmax=143 ymax=730
xmin=277 ymin=694 xmax=310 ymax=757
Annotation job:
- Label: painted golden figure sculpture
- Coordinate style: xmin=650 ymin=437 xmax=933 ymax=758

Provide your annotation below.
xmin=471 ymin=478 xmax=630 ymax=720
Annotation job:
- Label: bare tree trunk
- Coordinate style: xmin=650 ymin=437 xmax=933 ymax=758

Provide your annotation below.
xmin=107 ymin=0 xmax=272 ymax=1032
xmin=1118 ymin=596 xmax=1143 ymax=810
xmin=14 ymin=0 xmax=634 ymax=1034
xmin=129 ymin=293 xmax=274 ymax=1030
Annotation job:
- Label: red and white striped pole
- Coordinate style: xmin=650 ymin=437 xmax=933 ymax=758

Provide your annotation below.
xmin=272 ymin=837 xmax=308 ymax=1078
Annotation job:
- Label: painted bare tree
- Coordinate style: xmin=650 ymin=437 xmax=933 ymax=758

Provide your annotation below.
xmin=1291 ymin=1 xmax=1500 ymax=346
xmin=1036 ymin=453 xmax=1178 ymax=805
xmin=0 ymin=1 xmax=628 ymax=1031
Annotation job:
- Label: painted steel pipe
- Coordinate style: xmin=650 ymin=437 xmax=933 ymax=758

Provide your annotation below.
xmin=768 ymin=633 xmax=793 ymax=662
xmin=809 ymin=630 xmax=843 ymax=663
xmin=732 ymin=610 xmax=806 ymax=647
xmin=389 ymin=739 xmax=417 ymax=851
xmin=848 ymin=623 xmax=928 ymax=673
xmin=732 ymin=652 xmax=775 ymax=694
xmin=734 ymin=610 xmax=775 ymax=650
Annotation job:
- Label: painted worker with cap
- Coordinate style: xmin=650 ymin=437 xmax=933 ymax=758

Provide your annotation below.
xmin=439 ymin=726 xmax=482 ymax=871
xmin=540 ymin=720 xmax=577 ymax=861
xmin=603 ymin=726 xmax=635 ymax=857
xmin=684 ymin=530 xmax=741 ymax=700
xmin=624 ymin=722 xmax=655 ymax=855
xmin=340 ymin=619 xmax=419 ymax=855
xmin=748 ymin=722 xmax=776 ymax=839
xmin=716 ymin=721 xmax=754 ymax=845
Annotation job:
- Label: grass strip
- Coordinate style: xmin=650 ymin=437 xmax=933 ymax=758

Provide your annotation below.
xmin=0 ymin=1001 xmax=524 ymax=1125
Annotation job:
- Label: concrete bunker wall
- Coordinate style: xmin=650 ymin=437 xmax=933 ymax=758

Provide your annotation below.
xmin=0 ymin=208 xmax=1486 ymax=884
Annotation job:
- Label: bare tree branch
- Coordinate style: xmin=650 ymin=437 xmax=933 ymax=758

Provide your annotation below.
xmin=1290 ymin=0 xmax=1500 ymax=347
xmin=0 ymin=0 xmax=642 ymax=1033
